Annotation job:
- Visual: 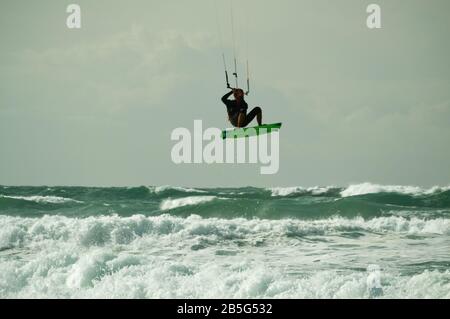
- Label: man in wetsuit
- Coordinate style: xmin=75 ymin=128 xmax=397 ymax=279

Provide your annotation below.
xmin=221 ymin=88 xmax=262 ymax=128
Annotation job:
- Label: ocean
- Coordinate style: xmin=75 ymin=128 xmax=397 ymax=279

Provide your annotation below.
xmin=0 ymin=183 xmax=449 ymax=299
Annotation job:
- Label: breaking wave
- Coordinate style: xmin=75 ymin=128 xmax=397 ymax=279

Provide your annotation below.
xmin=0 ymin=183 xmax=449 ymax=299
xmin=0 ymin=214 xmax=449 ymax=298
xmin=160 ymin=196 xmax=218 ymax=211
xmin=0 ymin=195 xmax=82 ymax=204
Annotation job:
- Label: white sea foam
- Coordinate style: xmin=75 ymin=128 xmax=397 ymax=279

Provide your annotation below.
xmin=0 ymin=246 xmax=448 ymax=298
xmin=0 ymin=214 xmax=448 ymax=298
xmin=340 ymin=183 xmax=450 ymax=197
xmin=0 ymin=195 xmax=82 ymax=204
xmin=269 ymin=187 xmax=305 ymax=196
xmin=149 ymin=186 xmax=207 ymax=194
xmin=269 ymin=186 xmax=334 ymax=197
xmin=0 ymin=214 xmax=448 ymax=251
xmin=160 ymin=196 xmax=217 ymax=210
xmin=423 ymin=185 xmax=450 ymax=194
xmin=269 ymin=183 xmax=450 ymax=198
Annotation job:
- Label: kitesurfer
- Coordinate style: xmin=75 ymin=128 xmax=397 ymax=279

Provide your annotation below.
xmin=221 ymin=88 xmax=262 ymax=128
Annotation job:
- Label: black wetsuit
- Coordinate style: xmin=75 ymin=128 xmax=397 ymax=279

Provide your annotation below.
xmin=221 ymin=91 xmax=261 ymax=127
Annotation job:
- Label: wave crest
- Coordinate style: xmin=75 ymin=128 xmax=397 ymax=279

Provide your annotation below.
xmin=148 ymin=186 xmax=206 ymax=194
xmin=0 ymin=214 xmax=448 ymax=251
xmin=160 ymin=196 xmax=217 ymax=211
xmin=0 ymin=195 xmax=82 ymax=204
xmin=341 ymin=183 xmax=450 ymax=197
xmin=268 ymin=186 xmax=334 ymax=197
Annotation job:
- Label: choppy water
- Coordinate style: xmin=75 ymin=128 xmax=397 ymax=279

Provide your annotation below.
xmin=0 ymin=183 xmax=449 ymax=298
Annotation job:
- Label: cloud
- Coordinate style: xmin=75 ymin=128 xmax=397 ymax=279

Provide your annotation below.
xmin=1 ymin=26 xmax=217 ymax=116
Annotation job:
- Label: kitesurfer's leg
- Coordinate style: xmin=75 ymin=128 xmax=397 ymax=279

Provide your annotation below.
xmin=244 ymin=107 xmax=262 ymax=126
xmin=236 ymin=112 xmax=246 ymax=128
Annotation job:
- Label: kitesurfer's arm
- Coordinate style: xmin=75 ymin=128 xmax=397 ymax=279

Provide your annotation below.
xmin=221 ymin=91 xmax=234 ymax=104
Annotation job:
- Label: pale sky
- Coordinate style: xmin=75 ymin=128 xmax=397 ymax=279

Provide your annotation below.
xmin=1 ymin=0 xmax=449 ymax=187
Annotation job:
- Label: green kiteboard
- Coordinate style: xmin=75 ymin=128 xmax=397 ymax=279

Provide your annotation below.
xmin=222 ymin=123 xmax=282 ymax=139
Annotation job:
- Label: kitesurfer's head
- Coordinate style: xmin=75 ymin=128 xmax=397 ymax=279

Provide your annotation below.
xmin=233 ymin=88 xmax=245 ymax=100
